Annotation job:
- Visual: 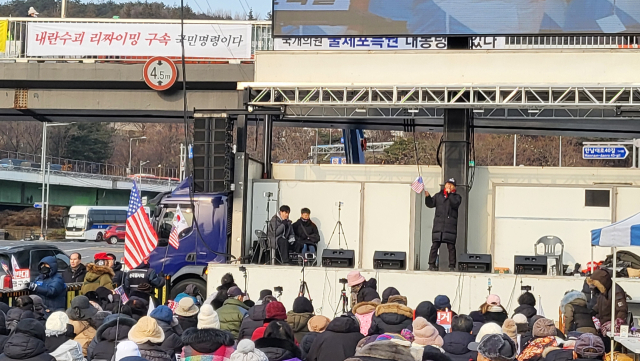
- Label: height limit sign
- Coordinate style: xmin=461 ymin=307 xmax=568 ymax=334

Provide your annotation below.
xmin=143 ymin=56 xmax=177 ymax=91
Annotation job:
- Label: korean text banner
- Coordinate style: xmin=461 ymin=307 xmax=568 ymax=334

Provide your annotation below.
xmin=274 ymin=36 xmax=447 ymax=50
xmin=273 ymin=0 xmax=640 ymax=36
xmin=27 ymin=23 xmax=252 ymax=58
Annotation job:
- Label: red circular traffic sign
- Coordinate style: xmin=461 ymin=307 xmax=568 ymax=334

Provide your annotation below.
xmin=143 ymin=56 xmax=177 ymax=91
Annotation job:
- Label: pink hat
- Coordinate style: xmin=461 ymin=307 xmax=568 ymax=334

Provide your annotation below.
xmin=487 ymin=294 xmax=501 ymax=306
xmin=412 ymin=317 xmax=443 ymax=347
xmin=347 ymin=271 xmax=365 ymax=287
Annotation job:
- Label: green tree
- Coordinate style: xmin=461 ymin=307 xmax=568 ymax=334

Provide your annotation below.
xmin=63 ymin=123 xmax=115 ymax=163
xmin=247 ymin=8 xmax=255 ymax=20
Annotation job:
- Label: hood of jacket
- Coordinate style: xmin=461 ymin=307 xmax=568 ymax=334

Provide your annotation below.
xmin=4 ymin=320 xmax=48 ymax=360
xmin=248 ymin=304 xmax=267 ymax=321
xmin=353 ymin=340 xmax=415 ymax=361
xmin=326 ymin=316 xmax=361 ymax=334
xmin=353 ymin=302 xmax=378 ymax=316
xmin=376 ymin=303 xmax=413 ymax=318
xmin=254 ymin=337 xmax=302 ymax=361
xmin=95 ymin=314 xmax=137 ymax=341
xmin=443 ymin=331 xmax=475 ymax=355
xmin=38 ymin=256 xmax=59 ymax=276
xmin=561 ymin=291 xmax=587 ymax=310
xmin=85 ymin=264 xmax=115 ymax=282
xmin=513 ymin=304 xmax=537 ymax=319
xmin=588 ymin=270 xmax=611 ymax=294
xmin=286 ymin=311 xmax=313 ymax=333
xmin=181 ymin=326 xmax=234 ymax=354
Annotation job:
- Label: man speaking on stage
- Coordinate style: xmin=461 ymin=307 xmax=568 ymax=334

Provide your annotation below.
xmin=425 ymin=178 xmax=462 ymax=272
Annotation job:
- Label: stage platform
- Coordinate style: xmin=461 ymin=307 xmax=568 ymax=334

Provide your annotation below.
xmin=207 ymin=264 xmax=640 ymax=321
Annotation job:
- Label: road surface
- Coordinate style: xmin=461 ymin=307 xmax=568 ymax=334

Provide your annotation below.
xmin=0 ymin=240 xmax=124 ymax=262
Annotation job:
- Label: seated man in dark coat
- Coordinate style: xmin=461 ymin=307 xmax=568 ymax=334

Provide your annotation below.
xmin=292 ymin=208 xmax=320 ymax=254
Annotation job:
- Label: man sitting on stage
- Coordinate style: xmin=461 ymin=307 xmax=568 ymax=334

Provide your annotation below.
xmin=268 ymin=205 xmax=295 ymax=264
xmin=292 ymin=208 xmax=320 ymax=256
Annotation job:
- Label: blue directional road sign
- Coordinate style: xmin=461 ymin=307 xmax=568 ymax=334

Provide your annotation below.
xmin=583 ymin=146 xmax=629 ymax=159
xmin=33 ymin=202 xmax=43 ymax=209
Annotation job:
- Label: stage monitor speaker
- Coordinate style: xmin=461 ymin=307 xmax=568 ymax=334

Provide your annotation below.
xmin=514 ymin=255 xmax=547 ymax=275
xmin=193 ymin=117 xmax=233 ymax=193
xmin=373 ymin=251 xmax=406 ymax=270
xmin=458 ymin=253 xmax=492 ymax=273
xmin=322 ymin=249 xmax=355 ymax=268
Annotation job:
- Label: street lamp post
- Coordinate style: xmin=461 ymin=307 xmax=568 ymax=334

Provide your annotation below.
xmin=128 ymin=136 xmax=147 ymax=175
xmin=139 ymin=160 xmax=150 ymax=174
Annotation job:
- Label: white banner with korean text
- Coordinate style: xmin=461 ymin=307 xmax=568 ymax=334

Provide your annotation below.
xmin=27 ymin=22 xmax=252 ymax=58
xmin=274 ymin=36 xmax=447 ymax=51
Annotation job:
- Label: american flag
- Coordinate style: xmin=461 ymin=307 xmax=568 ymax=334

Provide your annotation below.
xmin=124 ymin=180 xmax=158 ymax=270
xmin=168 ymin=205 xmax=188 ymax=250
xmin=411 ymin=176 xmax=424 ymax=193
xmin=114 ymin=285 xmax=129 ymax=304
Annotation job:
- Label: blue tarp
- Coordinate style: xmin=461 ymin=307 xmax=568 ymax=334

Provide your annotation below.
xmin=591 ymin=212 xmax=640 ymax=247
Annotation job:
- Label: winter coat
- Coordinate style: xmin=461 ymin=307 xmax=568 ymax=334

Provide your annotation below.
xmin=87 ymin=314 xmax=136 ymax=361
xmin=80 ymin=264 xmax=114 ymax=295
xmin=137 ymin=342 xmax=173 ymax=361
xmin=45 ymin=326 xmax=75 ymax=354
xmin=425 ymin=190 xmax=462 ymax=244
xmin=254 ymin=337 xmax=302 ymax=361
xmin=587 ymin=270 xmax=629 ymax=324
xmin=211 ymin=276 xmax=238 ymax=311
xmin=0 ymin=319 xmax=56 ymax=361
xmin=300 ymin=332 xmax=319 ymax=360
xmin=238 ymin=304 xmax=267 ymax=341
xmin=47 ymin=340 xmax=83 ymax=361
xmin=368 ymin=303 xmax=413 ymax=336
xmin=542 ymin=348 xmax=573 ymax=361
xmin=181 ymin=327 xmax=235 ymax=361
xmin=517 ymin=336 xmax=557 ymax=361
xmin=7 ymin=309 xmax=37 ymax=333
xmin=560 ymin=291 xmax=597 ymax=335
xmin=353 ymin=302 xmax=378 ymax=337
xmin=62 ymin=264 xmax=87 ymax=284
xmin=513 ymin=305 xmax=537 ymax=320
xmin=112 ymin=262 xmax=125 ymax=287
xmin=177 ymin=315 xmax=198 ymax=333
xmin=286 ymin=311 xmax=313 ymax=344
xmin=217 ymin=298 xmax=250 ymax=339
xmin=442 ymin=331 xmax=477 ymax=361
xmin=68 ymin=320 xmax=96 ymax=356
xmin=292 ymin=219 xmax=320 ymax=246
xmin=156 ymin=319 xmax=184 ymax=354
xmin=345 ymin=340 xmax=415 ymax=361
xmin=267 ymin=214 xmax=294 ymax=249
xmin=306 ymin=316 xmax=363 ymax=361
xmin=33 ymin=256 xmax=67 ymax=311
xmin=483 ymin=310 xmax=508 ymax=326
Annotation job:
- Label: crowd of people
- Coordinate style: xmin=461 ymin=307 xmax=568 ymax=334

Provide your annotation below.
xmin=0 ymin=254 xmax=630 ymax=361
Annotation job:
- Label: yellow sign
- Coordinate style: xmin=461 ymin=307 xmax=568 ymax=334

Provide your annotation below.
xmin=0 ymin=20 xmax=7 ymax=53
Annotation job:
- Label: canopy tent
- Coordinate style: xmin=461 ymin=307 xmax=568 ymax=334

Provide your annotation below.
xmin=591 ymin=212 xmax=640 ymax=356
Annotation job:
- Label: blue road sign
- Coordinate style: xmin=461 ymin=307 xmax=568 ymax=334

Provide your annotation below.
xmin=33 ymin=203 xmax=43 ymax=209
xmin=583 ymin=146 xmax=629 ymax=159
xmin=188 ymin=144 xmax=193 ymax=159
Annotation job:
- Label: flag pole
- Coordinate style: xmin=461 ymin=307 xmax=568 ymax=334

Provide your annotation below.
xmin=413 ymin=128 xmax=421 ymax=178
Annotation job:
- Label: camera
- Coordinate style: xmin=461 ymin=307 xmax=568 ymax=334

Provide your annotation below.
xmin=274 ymin=286 xmax=283 ymax=293
xmin=239 ymin=266 xmax=246 ymax=273
xmin=339 ymin=278 xmax=348 ymax=285
xmin=264 ymin=192 xmax=273 ymax=198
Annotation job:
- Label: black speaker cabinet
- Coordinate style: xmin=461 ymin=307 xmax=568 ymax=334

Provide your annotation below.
xmin=322 ymin=249 xmax=355 ymax=268
xmin=373 ymin=251 xmax=406 ymax=270
xmin=514 ymin=255 xmax=548 ymax=275
xmin=458 ymin=254 xmax=492 ymax=273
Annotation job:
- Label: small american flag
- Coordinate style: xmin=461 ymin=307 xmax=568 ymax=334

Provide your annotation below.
xmin=124 ymin=180 xmax=158 ymax=270
xmin=168 ymin=205 xmax=188 ymax=250
xmin=114 ymin=285 xmax=129 ymax=304
xmin=411 ymin=176 xmax=424 ymax=193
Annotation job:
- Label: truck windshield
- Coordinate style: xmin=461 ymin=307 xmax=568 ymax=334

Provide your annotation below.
xmin=156 ymin=205 xmax=193 ymax=243
xmin=66 ymin=215 xmax=85 ymax=232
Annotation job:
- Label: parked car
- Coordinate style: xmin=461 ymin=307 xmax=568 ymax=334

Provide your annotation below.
xmin=0 ymin=244 xmax=70 ymax=290
xmin=104 ymin=225 xmax=126 ymax=245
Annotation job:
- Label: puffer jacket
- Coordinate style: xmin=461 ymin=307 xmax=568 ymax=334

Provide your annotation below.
xmin=216 ymin=298 xmax=249 ymax=339
xmin=353 ymin=302 xmax=378 ymax=336
xmin=300 ymin=332 xmax=319 ymax=360
xmin=87 ymin=314 xmax=136 ymax=361
xmin=47 ymin=340 xmax=83 ymax=361
xmin=137 ymin=342 xmax=173 ymax=361
xmin=32 ymin=256 xmax=67 ymax=311
xmin=286 ymin=311 xmax=313 ymax=344
xmin=442 ymin=331 xmax=477 ymax=361
xmin=80 ymin=264 xmax=114 ymax=295
xmin=345 ymin=340 xmax=415 ymax=361
xmin=238 ymin=304 xmax=267 ymax=341
xmin=68 ymin=320 xmax=96 ymax=356
xmin=587 ymin=269 xmax=628 ymax=324
xmin=368 ymin=303 xmax=413 ymax=336
xmin=45 ymin=325 xmax=76 ymax=355
xmin=306 ymin=316 xmax=363 ymax=361
xmin=0 ymin=319 xmax=56 ymax=361
xmin=155 ymin=319 xmax=183 ymax=355
xmin=560 ymin=291 xmax=597 ymax=335
xmin=181 ymin=327 xmax=235 ymax=361
xmin=177 ymin=315 xmax=198 ymax=333
xmin=255 ymin=337 xmax=302 ymax=361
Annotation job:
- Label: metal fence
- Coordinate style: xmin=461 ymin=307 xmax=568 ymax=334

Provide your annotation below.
xmin=498 ymin=35 xmax=640 ymax=49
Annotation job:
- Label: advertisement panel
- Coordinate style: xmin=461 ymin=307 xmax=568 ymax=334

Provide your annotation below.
xmin=27 ymin=22 xmax=252 ymax=58
xmin=273 ymin=0 xmax=640 ymax=36
xmin=274 ymin=36 xmax=447 ymax=50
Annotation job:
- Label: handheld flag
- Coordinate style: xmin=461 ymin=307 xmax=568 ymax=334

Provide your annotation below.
xmin=10 ymin=255 xmax=19 ymax=273
xmin=124 ymin=180 xmax=158 ymax=270
xmin=411 ymin=176 xmax=424 ymax=194
xmin=114 ymin=286 xmax=129 ymax=304
xmin=168 ymin=205 xmax=188 ymax=249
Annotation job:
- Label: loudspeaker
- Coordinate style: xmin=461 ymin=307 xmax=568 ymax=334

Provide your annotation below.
xmin=514 ymin=255 xmax=547 ymax=275
xmin=458 ymin=253 xmax=492 ymax=273
xmin=373 ymin=251 xmax=406 ymax=270
xmin=322 ymin=249 xmax=355 ymax=268
xmin=193 ymin=117 xmax=234 ymax=193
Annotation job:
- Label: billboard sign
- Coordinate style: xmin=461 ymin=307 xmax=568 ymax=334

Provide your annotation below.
xmin=273 ymin=0 xmax=640 ymax=37
xmin=583 ymin=146 xmax=629 ymax=159
xmin=274 ymin=36 xmax=446 ymax=50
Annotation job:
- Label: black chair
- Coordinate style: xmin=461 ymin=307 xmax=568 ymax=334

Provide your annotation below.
xmin=252 ymin=230 xmax=269 ymax=264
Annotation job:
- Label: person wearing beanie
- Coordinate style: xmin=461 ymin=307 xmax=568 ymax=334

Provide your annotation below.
xmin=80 ymin=253 xmax=114 ymax=295
xmin=412 ymin=317 xmax=444 ymax=350
xmin=307 ymin=315 xmax=364 ymax=361
xmin=368 ymin=300 xmax=413 ymax=336
xmin=442 ymin=314 xmax=476 ymax=361
xmin=352 ymin=292 xmax=381 ymax=337
xmin=415 ymin=302 xmax=446 ymax=338
xmin=182 ymin=313 xmax=235 ymax=361
xmin=434 ymin=296 xmax=454 ymax=313
xmin=231 ymin=339 xmax=268 ymax=361
xmin=128 ymin=316 xmax=172 ymax=361
xmin=1 ymin=319 xmax=55 ymax=361
xmin=477 ymin=334 xmax=517 ymax=361
xmin=560 ymin=291 xmax=597 ymax=335
xmin=502 ymin=319 xmax=518 ymax=353
xmin=87 ymin=314 xmax=136 ymax=361
xmin=239 ymin=296 xmax=277 ymax=341
xmin=517 ymin=319 xmax=557 ymax=361
xmin=211 ymin=273 xmax=238 ymax=310
xmin=254 ymin=321 xmax=302 ymax=361
xmin=301 ymin=316 xmax=330 ymax=360
xmin=115 ymin=341 xmax=140 ymax=361
xmin=513 ymin=293 xmax=537 ymax=320
xmin=175 ymin=298 xmax=200 ymax=331
xmin=286 ymin=297 xmax=314 ymax=343
xmin=381 ymin=287 xmax=400 ymax=304
xmin=31 ymin=256 xmax=67 ymax=312
xmin=148 ymin=306 xmax=184 ymax=355
xmin=217 ymin=286 xmax=250 ymax=338
xmin=66 ymin=296 xmax=98 ymax=356
xmin=251 ymin=301 xmax=287 ymax=341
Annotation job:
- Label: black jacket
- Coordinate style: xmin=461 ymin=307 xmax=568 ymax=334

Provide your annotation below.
xmin=62 ymin=264 xmax=87 ymax=284
xmin=483 ymin=311 xmax=508 ymax=326
xmin=306 ymin=316 xmax=363 ymax=361
xmin=137 ymin=342 xmax=173 ymax=361
xmin=155 ymin=319 xmax=183 ymax=354
xmin=87 ymin=314 xmax=136 ymax=361
xmin=544 ymin=349 xmax=573 ymax=361
xmin=211 ymin=274 xmax=237 ymax=310
xmin=442 ymin=331 xmax=477 ymax=361
xmin=44 ymin=325 xmax=75 ymax=354
xmin=513 ymin=305 xmax=537 ymax=320
xmin=300 ymin=332 xmax=319 ymax=360
xmin=181 ymin=327 xmax=235 ymax=355
xmin=368 ymin=303 xmax=413 ymax=336
xmin=0 ymin=319 xmax=55 ymax=361
xmin=292 ymin=219 xmax=320 ymax=246
xmin=177 ymin=315 xmax=198 ymax=332
xmin=425 ymin=190 xmax=462 ymax=244
xmin=255 ymin=338 xmax=302 ymax=361
xmin=112 ymin=262 xmax=125 ymax=287
xmin=238 ymin=304 xmax=267 ymax=340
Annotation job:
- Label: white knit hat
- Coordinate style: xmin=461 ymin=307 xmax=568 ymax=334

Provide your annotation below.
xmin=115 ymin=341 xmax=141 ymax=361
xmin=198 ymin=304 xmax=220 ymax=329
xmin=513 ymin=313 xmax=528 ymax=324
xmin=469 ymin=322 xmax=504 ymax=351
xmin=45 ymin=311 xmax=69 ymax=332
xmin=230 ymin=339 xmax=268 ymax=361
